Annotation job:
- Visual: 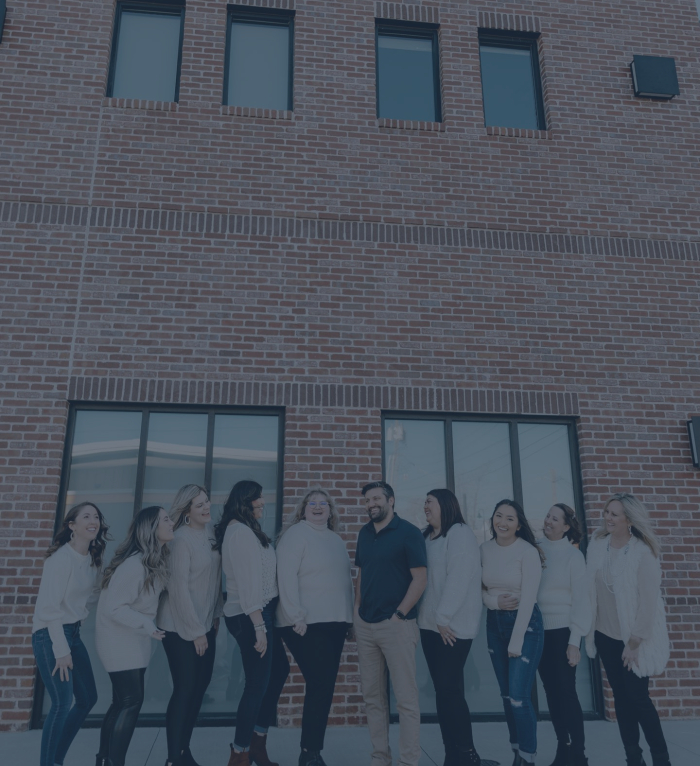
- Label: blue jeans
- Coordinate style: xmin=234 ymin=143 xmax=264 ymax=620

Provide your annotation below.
xmin=486 ymin=605 xmax=544 ymax=762
xmin=32 ymin=623 xmax=98 ymax=766
xmin=225 ymin=598 xmax=290 ymax=751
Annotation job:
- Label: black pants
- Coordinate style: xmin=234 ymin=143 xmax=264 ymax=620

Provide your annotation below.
xmin=420 ymin=629 xmax=475 ymax=753
xmin=98 ymin=667 xmax=146 ymax=766
xmin=595 ymin=631 xmax=669 ymax=760
xmin=163 ymin=626 xmax=217 ymax=763
xmin=280 ymin=622 xmax=348 ymax=752
xmin=225 ymin=598 xmax=290 ymax=751
xmin=537 ymin=628 xmax=585 ymax=752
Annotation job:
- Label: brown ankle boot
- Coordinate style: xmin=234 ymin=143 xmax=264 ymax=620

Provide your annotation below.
xmin=226 ymin=744 xmax=251 ymax=766
xmin=249 ymin=734 xmax=278 ymax=766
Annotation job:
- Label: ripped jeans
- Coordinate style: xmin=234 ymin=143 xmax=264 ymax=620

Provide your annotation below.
xmin=486 ymin=605 xmax=544 ymax=762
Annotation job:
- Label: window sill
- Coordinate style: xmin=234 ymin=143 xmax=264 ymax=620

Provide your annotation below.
xmin=486 ymin=125 xmax=552 ymax=140
xmin=102 ymin=98 xmax=178 ymax=112
xmin=221 ymin=106 xmax=293 ymax=120
xmin=377 ymin=118 xmax=445 ymax=132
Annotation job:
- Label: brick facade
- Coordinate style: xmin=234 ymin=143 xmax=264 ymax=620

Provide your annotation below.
xmin=1 ymin=0 xmax=699 ymax=731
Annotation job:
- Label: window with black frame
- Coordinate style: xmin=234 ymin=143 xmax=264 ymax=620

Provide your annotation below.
xmin=382 ymin=414 xmax=602 ymax=721
xmin=375 ymin=20 xmax=442 ymax=122
xmin=224 ymin=5 xmax=294 ymax=110
xmin=35 ymin=405 xmax=284 ymax=727
xmin=478 ymin=30 xmax=546 ymax=130
xmin=107 ymin=1 xmax=186 ymax=102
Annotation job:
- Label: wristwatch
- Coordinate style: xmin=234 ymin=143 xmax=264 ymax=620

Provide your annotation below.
xmin=394 ymin=610 xmax=407 ymax=621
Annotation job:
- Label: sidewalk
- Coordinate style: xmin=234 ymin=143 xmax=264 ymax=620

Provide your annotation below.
xmin=2 ymin=720 xmax=698 ymax=766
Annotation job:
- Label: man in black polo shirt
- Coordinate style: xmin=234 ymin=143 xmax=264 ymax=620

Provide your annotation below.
xmin=354 ymin=481 xmax=427 ymax=766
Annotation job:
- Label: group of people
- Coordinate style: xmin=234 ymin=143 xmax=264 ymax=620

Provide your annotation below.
xmin=31 ymin=478 xmax=672 ymax=766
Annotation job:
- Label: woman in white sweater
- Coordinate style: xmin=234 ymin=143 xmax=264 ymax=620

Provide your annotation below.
xmin=536 ymin=504 xmax=592 ymax=766
xmin=95 ymin=505 xmax=174 ymax=766
xmin=417 ymin=489 xmax=483 ymax=766
xmin=215 ymin=480 xmax=290 ymax=766
xmin=585 ymin=494 xmax=671 ymax=766
xmin=158 ymin=485 xmax=223 ymax=766
xmin=276 ymin=488 xmax=353 ymax=766
xmin=32 ymin=501 xmax=109 ymax=766
xmin=481 ymin=499 xmax=544 ymax=766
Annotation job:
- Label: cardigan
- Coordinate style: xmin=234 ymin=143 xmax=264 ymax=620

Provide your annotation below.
xmin=222 ymin=521 xmax=278 ymax=617
xmin=585 ymin=535 xmax=670 ymax=678
xmin=417 ymin=523 xmax=483 ymax=640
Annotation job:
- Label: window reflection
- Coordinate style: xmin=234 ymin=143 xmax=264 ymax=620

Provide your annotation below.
xmin=479 ymin=44 xmax=540 ymax=129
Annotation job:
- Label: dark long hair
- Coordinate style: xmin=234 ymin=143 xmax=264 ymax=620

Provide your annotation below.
xmin=213 ymin=480 xmax=269 ymax=551
xmin=490 ymin=499 xmax=545 ymax=564
xmin=46 ymin=501 xmax=110 ymax=568
xmin=551 ymin=502 xmax=583 ymax=544
xmin=422 ymin=488 xmax=465 ymax=539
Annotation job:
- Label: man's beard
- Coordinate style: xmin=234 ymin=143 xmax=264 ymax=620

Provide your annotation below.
xmin=368 ymin=506 xmax=388 ymax=523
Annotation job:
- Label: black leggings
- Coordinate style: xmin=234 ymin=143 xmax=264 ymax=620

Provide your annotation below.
xmin=280 ymin=622 xmax=348 ymax=752
xmin=98 ymin=667 xmax=146 ymax=766
xmin=163 ymin=626 xmax=217 ymax=763
xmin=537 ymin=628 xmax=585 ymax=752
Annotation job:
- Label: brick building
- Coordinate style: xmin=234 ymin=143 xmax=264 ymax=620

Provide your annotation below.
xmin=1 ymin=0 xmax=699 ymax=732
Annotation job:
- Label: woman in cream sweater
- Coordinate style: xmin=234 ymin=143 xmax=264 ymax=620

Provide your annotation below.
xmin=481 ymin=499 xmax=544 ymax=766
xmin=536 ymin=504 xmax=592 ymax=766
xmin=32 ymin=501 xmax=109 ymax=766
xmin=585 ymin=494 xmax=671 ymax=766
xmin=158 ymin=485 xmax=223 ymax=766
xmin=95 ymin=506 xmax=174 ymax=766
xmin=276 ymin=488 xmax=353 ymax=766
xmin=417 ymin=489 xmax=483 ymax=766
xmin=215 ymin=480 xmax=290 ymax=766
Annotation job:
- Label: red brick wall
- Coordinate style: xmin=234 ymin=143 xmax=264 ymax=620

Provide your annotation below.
xmin=1 ymin=0 xmax=699 ymax=730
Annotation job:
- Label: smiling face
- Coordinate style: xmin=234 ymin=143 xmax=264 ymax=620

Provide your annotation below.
xmin=156 ymin=507 xmax=175 ymax=544
xmin=188 ymin=491 xmax=211 ymax=529
xmin=603 ymin=499 xmax=629 ymax=538
xmin=305 ymin=492 xmax=331 ymax=526
xmin=364 ymin=487 xmax=394 ymax=525
xmin=492 ymin=504 xmax=520 ymax=545
xmin=252 ymin=496 xmax=265 ymax=521
xmin=424 ymin=494 xmax=442 ymax=531
xmin=543 ymin=505 xmax=570 ymax=541
xmin=69 ymin=504 xmax=101 ymax=545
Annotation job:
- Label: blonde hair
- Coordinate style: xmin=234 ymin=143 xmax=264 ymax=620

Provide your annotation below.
xmin=170 ymin=484 xmax=208 ymax=531
xmin=278 ymin=487 xmax=339 ymax=541
xmin=102 ymin=506 xmax=170 ymax=592
xmin=594 ymin=493 xmax=661 ymax=557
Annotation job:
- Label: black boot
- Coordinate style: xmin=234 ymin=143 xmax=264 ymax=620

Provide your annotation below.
xmin=444 ymin=744 xmax=458 ymax=766
xmin=624 ymin=745 xmax=647 ymax=766
xmin=570 ymin=747 xmax=588 ymax=766
xmin=298 ymin=750 xmax=327 ymax=766
xmin=457 ymin=747 xmax=482 ymax=766
xmin=95 ymin=757 xmax=107 ymax=766
xmin=512 ymin=752 xmax=523 ymax=766
xmin=651 ymin=754 xmax=671 ymax=766
xmin=181 ymin=748 xmax=203 ymax=766
xmin=548 ymin=742 xmax=571 ymax=766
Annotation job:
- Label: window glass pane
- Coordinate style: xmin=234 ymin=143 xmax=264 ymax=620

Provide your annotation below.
xmin=142 ymin=413 xmax=208 ymax=511
xmin=45 ymin=410 xmax=143 ymax=717
xmin=211 ymin=414 xmax=280 ymax=540
xmin=377 ymin=34 xmax=437 ymax=121
xmin=227 ymin=22 xmax=290 ymax=110
xmin=518 ymin=423 xmax=575 ymax=539
xmin=453 ymin=421 xmax=513 ymax=545
xmin=384 ymin=419 xmax=446 ymax=529
xmin=479 ymin=44 xmax=539 ymax=129
xmin=111 ymin=10 xmax=182 ymax=101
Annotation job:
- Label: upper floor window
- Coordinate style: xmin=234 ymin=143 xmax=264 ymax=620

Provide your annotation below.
xmin=376 ymin=20 xmax=442 ymax=122
xmin=478 ymin=30 xmax=546 ymax=130
xmin=107 ymin=1 xmax=185 ymax=102
xmin=224 ymin=5 xmax=295 ymax=110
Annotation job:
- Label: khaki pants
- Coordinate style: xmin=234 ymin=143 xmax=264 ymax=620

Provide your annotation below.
xmin=354 ymin=614 xmax=421 ymax=766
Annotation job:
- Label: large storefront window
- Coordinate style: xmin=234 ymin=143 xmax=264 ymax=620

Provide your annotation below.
xmin=38 ymin=405 xmax=283 ymax=725
xmin=383 ymin=414 xmax=601 ymax=720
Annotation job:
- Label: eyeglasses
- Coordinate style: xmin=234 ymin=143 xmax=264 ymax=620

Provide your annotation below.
xmin=307 ymin=501 xmax=329 ymax=508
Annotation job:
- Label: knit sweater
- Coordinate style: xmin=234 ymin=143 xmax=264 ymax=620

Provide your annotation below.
xmin=417 ymin=523 xmax=483 ymax=640
xmin=275 ymin=520 xmax=353 ymax=627
xmin=32 ymin=543 xmax=101 ymax=659
xmin=481 ymin=536 xmax=542 ymax=656
xmin=536 ymin=536 xmax=592 ymax=646
xmin=95 ymin=554 xmax=165 ymax=673
xmin=222 ymin=521 xmax=278 ymax=618
xmin=157 ymin=524 xmax=223 ymax=640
